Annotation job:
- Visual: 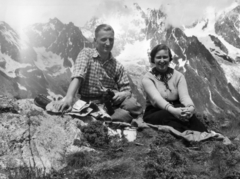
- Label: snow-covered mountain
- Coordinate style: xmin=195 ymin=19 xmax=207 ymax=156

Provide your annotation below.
xmin=0 ymin=18 xmax=92 ymax=99
xmin=0 ymin=3 xmax=240 ymax=121
xmin=184 ymin=4 xmax=240 ymax=93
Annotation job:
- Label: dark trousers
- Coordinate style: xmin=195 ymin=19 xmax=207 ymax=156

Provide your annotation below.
xmin=143 ymin=103 xmax=207 ymax=133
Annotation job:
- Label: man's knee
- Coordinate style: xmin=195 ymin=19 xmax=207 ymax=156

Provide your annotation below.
xmin=111 ymin=108 xmax=133 ymax=123
xmin=120 ymin=96 xmax=143 ymax=117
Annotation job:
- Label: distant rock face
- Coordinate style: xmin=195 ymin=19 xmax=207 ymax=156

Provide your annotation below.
xmin=0 ymin=22 xmax=20 ymax=61
xmin=0 ymin=19 xmax=93 ymax=99
xmin=26 ymin=18 xmax=93 ymax=67
xmin=215 ymin=6 xmax=240 ymax=49
xmin=0 ymin=21 xmax=37 ymax=64
xmin=209 ymin=35 xmax=228 ymax=55
xmin=209 ymin=35 xmax=234 ymax=63
xmin=202 ymin=5 xmax=240 ymax=94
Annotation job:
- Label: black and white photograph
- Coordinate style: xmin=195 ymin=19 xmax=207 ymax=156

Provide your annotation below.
xmin=1 ymin=0 xmax=240 ymax=178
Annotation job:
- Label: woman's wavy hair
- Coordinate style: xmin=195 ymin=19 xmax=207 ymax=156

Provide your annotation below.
xmin=150 ymin=44 xmax=173 ymax=63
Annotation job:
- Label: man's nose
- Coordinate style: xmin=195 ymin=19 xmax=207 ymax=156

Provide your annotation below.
xmin=106 ymin=39 xmax=110 ymax=45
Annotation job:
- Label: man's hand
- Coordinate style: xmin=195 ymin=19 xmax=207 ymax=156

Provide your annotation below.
xmin=54 ymin=77 xmax=82 ymax=113
xmin=53 ymin=97 xmax=73 ymax=113
xmin=112 ymin=91 xmax=131 ymax=106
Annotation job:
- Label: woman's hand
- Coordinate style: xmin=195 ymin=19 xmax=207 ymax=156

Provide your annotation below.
xmin=185 ymin=106 xmax=195 ymax=118
xmin=180 ymin=106 xmax=195 ymax=120
xmin=168 ymin=106 xmax=189 ymax=122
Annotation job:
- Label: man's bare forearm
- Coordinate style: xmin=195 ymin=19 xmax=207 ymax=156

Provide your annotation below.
xmin=65 ymin=77 xmax=82 ymax=99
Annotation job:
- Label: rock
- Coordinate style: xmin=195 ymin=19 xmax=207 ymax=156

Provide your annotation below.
xmin=0 ymin=97 xmax=88 ymax=172
xmin=0 ymin=173 xmax=7 ymax=179
xmin=234 ymin=135 xmax=240 ymax=141
xmin=65 ymin=146 xmax=95 ymax=156
xmin=0 ymin=95 xmax=20 ymax=113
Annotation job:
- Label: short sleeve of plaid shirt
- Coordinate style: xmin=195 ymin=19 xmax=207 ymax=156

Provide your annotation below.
xmin=71 ymin=48 xmax=89 ymax=80
xmin=115 ymin=62 xmax=131 ymax=92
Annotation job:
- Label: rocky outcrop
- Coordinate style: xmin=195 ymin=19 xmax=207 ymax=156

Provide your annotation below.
xmin=0 ymin=95 xmax=91 ymax=172
xmin=1 ymin=95 xmax=240 ymax=179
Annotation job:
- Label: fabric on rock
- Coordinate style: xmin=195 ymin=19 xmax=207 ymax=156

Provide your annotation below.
xmin=131 ymin=118 xmax=231 ymax=145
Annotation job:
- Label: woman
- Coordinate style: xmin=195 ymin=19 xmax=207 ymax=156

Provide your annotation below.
xmin=142 ymin=44 xmax=207 ymax=132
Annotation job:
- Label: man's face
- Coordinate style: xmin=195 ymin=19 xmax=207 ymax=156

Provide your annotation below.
xmin=94 ymin=29 xmax=114 ymax=55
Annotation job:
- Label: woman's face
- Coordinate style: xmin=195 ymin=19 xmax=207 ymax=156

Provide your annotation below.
xmin=154 ymin=49 xmax=170 ymax=73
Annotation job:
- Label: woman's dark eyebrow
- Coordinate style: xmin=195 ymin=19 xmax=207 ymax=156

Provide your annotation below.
xmin=156 ymin=55 xmax=168 ymax=57
xmin=101 ymin=37 xmax=114 ymax=40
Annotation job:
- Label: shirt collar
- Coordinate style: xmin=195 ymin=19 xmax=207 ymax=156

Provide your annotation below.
xmin=92 ymin=48 xmax=114 ymax=61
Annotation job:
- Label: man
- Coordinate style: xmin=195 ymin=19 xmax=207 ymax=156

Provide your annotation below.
xmin=57 ymin=24 xmax=142 ymax=123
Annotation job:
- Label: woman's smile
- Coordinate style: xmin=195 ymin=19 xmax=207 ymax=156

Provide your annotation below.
xmin=154 ymin=50 xmax=170 ymax=73
xmin=157 ymin=61 xmax=168 ymax=66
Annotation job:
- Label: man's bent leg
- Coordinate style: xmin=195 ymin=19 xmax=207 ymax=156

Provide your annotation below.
xmin=111 ymin=108 xmax=133 ymax=123
xmin=120 ymin=96 xmax=143 ymax=118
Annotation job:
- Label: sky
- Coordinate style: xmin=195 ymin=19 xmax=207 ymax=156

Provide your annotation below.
xmin=0 ymin=0 xmax=238 ymax=32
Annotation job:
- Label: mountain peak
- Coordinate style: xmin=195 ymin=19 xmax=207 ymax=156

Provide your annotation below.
xmin=49 ymin=18 xmax=63 ymax=26
xmin=133 ymin=3 xmax=142 ymax=11
xmin=67 ymin=21 xmax=75 ymax=27
xmin=232 ymin=5 xmax=240 ymax=13
xmin=0 ymin=21 xmax=16 ymax=31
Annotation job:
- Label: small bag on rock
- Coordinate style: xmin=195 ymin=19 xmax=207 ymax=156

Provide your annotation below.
xmin=34 ymin=94 xmax=51 ymax=109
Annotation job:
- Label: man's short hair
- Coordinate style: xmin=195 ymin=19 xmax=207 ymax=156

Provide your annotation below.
xmin=95 ymin=24 xmax=114 ymax=37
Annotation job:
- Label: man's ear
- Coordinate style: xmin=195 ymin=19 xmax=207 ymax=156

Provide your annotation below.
xmin=92 ymin=38 xmax=96 ymax=48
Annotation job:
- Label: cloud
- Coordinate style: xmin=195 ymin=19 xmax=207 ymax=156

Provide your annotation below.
xmin=91 ymin=0 xmax=139 ymax=37
xmin=158 ymin=0 xmax=237 ymax=27
xmin=1 ymin=0 xmax=238 ymax=31
xmin=91 ymin=0 xmax=238 ymax=28
xmin=94 ymin=0 xmax=132 ymax=17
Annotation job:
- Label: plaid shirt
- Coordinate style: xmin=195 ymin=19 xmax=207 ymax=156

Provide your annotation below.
xmin=71 ymin=48 xmax=131 ymax=98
